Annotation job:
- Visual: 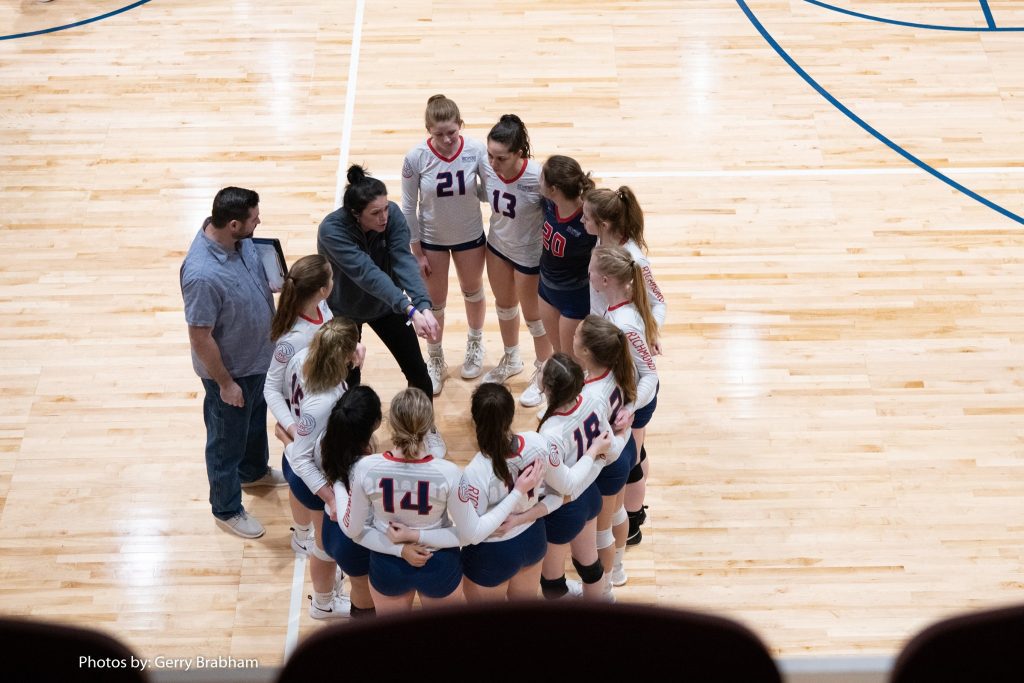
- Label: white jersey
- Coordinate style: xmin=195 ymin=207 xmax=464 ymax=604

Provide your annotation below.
xmin=481 ymin=158 xmax=544 ymax=268
xmin=401 ymin=136 xmax=486 ymax=246
xmin=344 ymin=450 xmax=527 ymax=550
xmin=538 ymin=393 xmax=614 ymax=503
xmin=590 ymin=240 xmax=666 ymax=328
xmin=283 ymin=348 xmax=347 ymax=496
xmin=604 ymin=301 xmax=659 ymax=412
xmin=582 ymin=369 xmax=628 ymax=436
xmin=264 ymin=301 xmax=333 ymax=431
xmin=456 ymin=432 xmax=548 ymax=543
xmin=328 ymin=479 xmax=404 ymax=558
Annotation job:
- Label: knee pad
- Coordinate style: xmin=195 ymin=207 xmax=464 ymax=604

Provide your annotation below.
xmin=525 ymin=319 xmax=546 ymax=338
xmin=462 ymin=287 xmax=485 ymax=303
xmin=612 ymin=505 xmax=628 ymax=527
xmin=639 ymin=445 xmax=648 ymax=463
xmin=596 ymin=527 xmax=615 ymax=550
xmin=627 ymin=459 xmax=644 ymax=484
xmin=540 ymin=575 xmax=568 ymax=600
xmin=309 ymin=543 xmax=333 ymax=563
xmin=496 ymin=304 xmax=519 ymax=321
xmin=571 ymin=557 xmax=605 ymax=585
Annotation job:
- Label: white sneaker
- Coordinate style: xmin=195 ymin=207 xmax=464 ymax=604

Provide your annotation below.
xmin=215 ymin=510 xmax=265 ymax=539
xmin=427 ymin=354 xmax=447 ymax=396
xmin=519 ymin=362 xmax=545 ymax=407
xmin=602 ymin=581 xmax=617 ymax=603
xmin=424 ymin=428 xmax=447 ymax=460
xmin=461 ymin=338 xmax=485 ymax=379
xmin=480 ymin=352 xmax=524 ymax=384
xmin=610 ymin=562 xmax=628 ymax=586
xmin=564 ymin=579 xmax=584 ymax=598
xmin=290 ymin=526 xmax=313 ymax=555
xmin=309 ymin=593 xmax=351 ymax=620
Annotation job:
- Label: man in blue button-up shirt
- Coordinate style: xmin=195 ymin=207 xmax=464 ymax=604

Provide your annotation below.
xmin=180 ymin=187 xmax=285 ymax=539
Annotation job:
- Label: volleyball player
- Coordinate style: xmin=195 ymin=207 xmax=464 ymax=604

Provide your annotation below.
xmin=319 ymin=385 xmax=436 ymax=618
xmin=536 ymin=353 xmax=622 ymax=601
xmin=590 ymin=245 xmax=661 ymax=547
xmin=574 ymin=315 xmax=638 ymax=592
xmin=401 ymin=95 xmax=488 ymax=395
xmin=264 ymin=255 xmax=334 ymax=556
xmin=582 ymin=186 xmax=667 ymax=343
xmin=537 ymin=155 xmax=597 ymax=369
xmin=285 ymin=318 xmax=365 ymax=619
xmin=478 ymin=115 xmax=551 ymax=407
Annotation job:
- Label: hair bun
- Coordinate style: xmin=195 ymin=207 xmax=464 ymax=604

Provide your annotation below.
xmin=428 ymin=94 xmax=446 ymax=103
xmin=346 ymin=164 xmax=368 ymax=184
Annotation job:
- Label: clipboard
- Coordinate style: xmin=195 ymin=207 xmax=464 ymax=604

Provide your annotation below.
xmin=253 ymin=237 xmax=288 ymax=291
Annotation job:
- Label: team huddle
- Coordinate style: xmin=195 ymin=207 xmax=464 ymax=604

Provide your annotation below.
xmin=186 ymin=94 xmax=667 ymax=619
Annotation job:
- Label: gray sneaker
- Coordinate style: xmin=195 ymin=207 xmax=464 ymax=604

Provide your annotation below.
xmin=480 ymin=351 xmax=524 ymax=384
xmin=519 ymin=361 xmax=545 ymax=407
xmin=461 ymin=338 xmax=485 ymax=379
xmin=427 ymin=354 xmax=447 ymax=396
xmin=215 ymin=510 xmax=265 ymax=539
xmin=424 ymin=427 xmax=447 ymax=460
xmin=241 ymin=467 xmax=287 ymax=488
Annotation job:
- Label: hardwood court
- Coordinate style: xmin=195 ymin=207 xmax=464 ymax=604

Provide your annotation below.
xmin=2 ymin=0 xmax=1023 ymax=667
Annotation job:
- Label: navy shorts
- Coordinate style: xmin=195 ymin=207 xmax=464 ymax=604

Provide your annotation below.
xmin=543 ymin=483 xmax=602 ymax=545
xmin=596 ymin=436 xmax=637 ymax=496
xmin=632 ymin=382 xmax=660 ymax=429
xmin=487 ymin=241 xmax=541 ymax=275
xmin=369 ymin=547 xmax=462 ymax=599
xmin=319 ymin=513 xmax=370 ymax=577
xmin=461 ymin=520 xmax=547 ymax=587
xmin=421 ymin=233 xmax=485 ymax=252
xmin=538 ymin=281 xmax=590 ymax=320
xmin=282 ymin=454 xmax=325 ymax=512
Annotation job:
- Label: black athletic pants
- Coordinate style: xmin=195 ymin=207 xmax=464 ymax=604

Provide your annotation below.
xmin=348 ymin=312 xmax=432 ymax=404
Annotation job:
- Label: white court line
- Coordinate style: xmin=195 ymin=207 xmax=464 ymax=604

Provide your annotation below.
xmin=371 ymin=165 xmax=1024 ymax=181
xmin=332 ymin=0 xmax=367 ymax=210
xmin=284 ymin=553 xmax=308 ymax=659
xmin=286 ymin=0 xmax=366 ymax=658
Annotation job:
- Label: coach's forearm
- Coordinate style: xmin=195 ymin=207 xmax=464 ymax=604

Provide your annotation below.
xmin=187 ymin=326 xmax=234 ymax=387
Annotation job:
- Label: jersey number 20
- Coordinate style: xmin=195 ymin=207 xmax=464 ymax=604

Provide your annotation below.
xmin=542 ymin=222 xmax=567 ymax=257
xmin=380 ymin=478 xmax=433 ymax=515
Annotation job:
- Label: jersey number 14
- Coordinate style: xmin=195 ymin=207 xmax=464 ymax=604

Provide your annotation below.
xmin=379 ymin=478 xmax=433 ymax=515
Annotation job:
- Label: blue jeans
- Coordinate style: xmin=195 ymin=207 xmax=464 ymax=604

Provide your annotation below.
xmin=201 ymin=374 xmax=270 ymax=520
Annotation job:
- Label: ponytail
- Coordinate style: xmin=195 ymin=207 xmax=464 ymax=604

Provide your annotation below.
xmin=583 ymin=186 xmax=647 ymax=250
xmin=538 ymin=353 xmax=585 ymax=428
xmin=321 ymin=386 xmax=382 ymax=491
xmin=471 ymin=383 xmax=516 ymax=489
xmin=488 ymin=114 xmax=531 ymax=158
xmin=578 ymin=315 xmax=637 ymax=406
xmin=270 ymin=255 xmax=331 ymax=341
xmin=303 ymin=317 xmax=359 ymax=394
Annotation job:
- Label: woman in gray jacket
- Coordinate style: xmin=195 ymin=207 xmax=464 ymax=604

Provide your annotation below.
xmin=318 ymin=165 xmax=445 ymax=456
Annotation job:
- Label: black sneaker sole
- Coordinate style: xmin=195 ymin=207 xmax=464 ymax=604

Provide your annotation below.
xmin=626 ymin=528 xmax=642 ymax=547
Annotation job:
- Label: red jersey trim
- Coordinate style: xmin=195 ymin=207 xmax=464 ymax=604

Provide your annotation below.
xmin=383 ymin=451 xmax=434 ymax=464
xmin=607 ymin=300 xmax=631 ymax=311
xmin=554 ymin=395 xmax=584 ymax=416
xmin=506 ymin=434 xmax=526 ymax=458
xmin=498 ymin=159 xmax=528 ymax=184
xmin=427 ymin=136 xmax=465 ymax=163
xmin=585 ymin=369 xmax=611 ymax=384
xmin=299 ymin=308 xmax=324 ymax=325
xmin=554 ymin=203 xmax=583 ymax=223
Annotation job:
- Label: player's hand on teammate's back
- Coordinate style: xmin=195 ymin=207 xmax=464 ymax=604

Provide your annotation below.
xmin=613 ymin=409 xmax=633 ymax=434
xmin=274 ymin=422 xmax=293 ymax=446
xmin=514 ymin=461 xmax=545 ymax=494
xmin=220 ymin=381 xmax=245 ymax=408
xmin=401 ymin=543 xmax=433 ymax=567
xmin=387 ymin=521 xmax=420 ymax=544
xmin=652 ymin=340 xmax=663 ymax=356
xmin=593 ymin=431 xmax=612 ymax=458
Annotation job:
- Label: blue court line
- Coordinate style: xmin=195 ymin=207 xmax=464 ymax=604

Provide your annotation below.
xmin=803 ymin=0 xmax=1024 ymax=32
xmin=979 ymin=0 xmax=996 ymax=29
xmin=735 ymin=0 xmax=1024 ymax=225
xmin=0 ymin=0 xmax=152 ymax=41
